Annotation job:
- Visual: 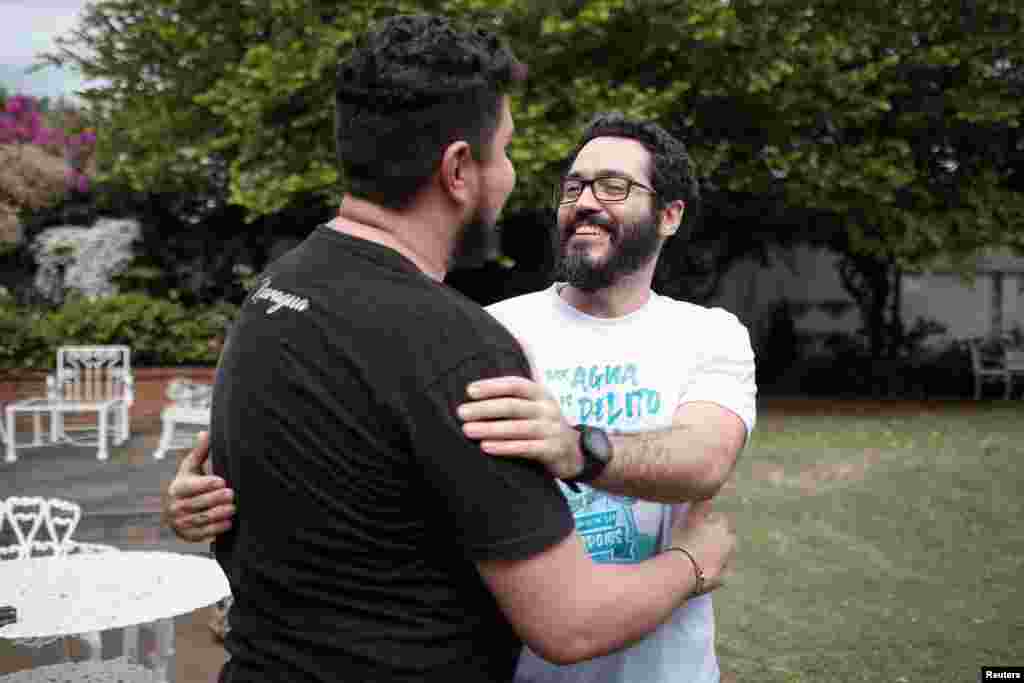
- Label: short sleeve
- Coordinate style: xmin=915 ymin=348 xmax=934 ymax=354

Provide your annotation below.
xmin=679 ymin=309 xmax=757 ymax=439
xmin=409 ymin=349 xmax=575 ymax=562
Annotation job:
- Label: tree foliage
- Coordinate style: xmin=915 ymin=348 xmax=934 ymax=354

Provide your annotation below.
xmin=39 ymin=0 xmax=1024 ymax=278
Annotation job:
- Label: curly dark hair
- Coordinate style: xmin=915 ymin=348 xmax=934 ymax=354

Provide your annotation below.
xmin=565 ymin=112 xmax=701 ymax=241
xmin=335 ymin=14 xmax=526 ymax=209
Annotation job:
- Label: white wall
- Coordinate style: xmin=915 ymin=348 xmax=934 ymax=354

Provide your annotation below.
xmin=712 ymin=246 xmax=861 ymax=342
xmin=901 ymin=273 xmax=988 ymax=341
xmin=1007 ymin=275 xmax=1023 ymax=332
xmin=712 ymin=246 xmax=1024 ymax=346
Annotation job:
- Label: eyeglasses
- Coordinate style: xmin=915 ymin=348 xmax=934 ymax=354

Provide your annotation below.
xmin=557 ymin=175 xmax=657 ymax=205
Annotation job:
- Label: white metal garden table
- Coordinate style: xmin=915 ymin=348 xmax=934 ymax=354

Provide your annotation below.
xmin=0 ymin=551 xmax=230 ymax=683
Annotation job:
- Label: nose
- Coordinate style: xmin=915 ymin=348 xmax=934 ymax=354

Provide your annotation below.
xmin=573 ymin=182 xmax=604 ymax=212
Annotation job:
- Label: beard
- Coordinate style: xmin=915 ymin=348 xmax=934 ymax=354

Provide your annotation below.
xmin=553 ymin=209 xmax=661 ymax=292
xmin=450 ymin=205 xmax=497 ymax=271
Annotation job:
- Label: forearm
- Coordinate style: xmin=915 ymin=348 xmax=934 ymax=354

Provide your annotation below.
xmin=558 ymin=550 xmax=696 ymax=663
xmin=593 ymin=422 xmax=733 ymax=503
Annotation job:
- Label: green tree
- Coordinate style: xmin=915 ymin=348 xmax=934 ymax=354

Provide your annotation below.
xmin=762 ymin=1 xmax=1024 ymax=356
xmin=38 ymin=0 xmax=749 ymax=218
xmin=39 ymin=0 xmax=1024 ymax=345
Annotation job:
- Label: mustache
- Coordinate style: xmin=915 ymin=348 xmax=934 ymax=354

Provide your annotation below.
xmin=561 ymin=214 xmax=617 ymax=245
xmin=568 ymin=214 xmax=614 ymax=232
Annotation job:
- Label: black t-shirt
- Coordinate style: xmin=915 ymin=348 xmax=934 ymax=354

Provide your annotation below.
xmin=212 ymin=226 xmax=574 ymax=683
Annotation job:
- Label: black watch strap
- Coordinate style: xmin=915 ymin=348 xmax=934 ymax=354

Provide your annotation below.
xmin=564 ymin=424 xmax=613 ymax=492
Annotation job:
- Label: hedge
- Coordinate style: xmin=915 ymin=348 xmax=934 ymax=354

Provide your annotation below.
xmin=0 ymin=292 xmax=237 ymax=368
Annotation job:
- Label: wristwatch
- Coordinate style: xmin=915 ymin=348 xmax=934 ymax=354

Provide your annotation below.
xmin=564 ymin=424 xmax=613 ymax=492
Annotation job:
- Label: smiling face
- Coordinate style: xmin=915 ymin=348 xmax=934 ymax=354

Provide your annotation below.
xmin=554 ymin=136 xmax=664 ymax=292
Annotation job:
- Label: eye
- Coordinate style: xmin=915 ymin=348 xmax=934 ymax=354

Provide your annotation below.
xmin=600 ymin=177 xmax=629 ymax=192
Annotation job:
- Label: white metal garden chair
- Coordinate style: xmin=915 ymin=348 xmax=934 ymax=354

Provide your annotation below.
xmin=967 ymin=338 xmax=1012 ymax=399
xmin=4 ymin=345 xmax=134 ymax=462
xmin=1 ymin=496 xmax=46 ymax=561
xmin=151 ymin=377 xmax=212 ymax=460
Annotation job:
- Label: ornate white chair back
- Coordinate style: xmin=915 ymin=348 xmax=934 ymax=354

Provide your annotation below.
xmin=2 ymin=496 xmax=46 ymax=560
xmin=46 ymin=497 xmax=83 ymax=554
xmin=52 ymin=345 xmax=134 ymax=404
xmin=0 ymin=500 xmax=11 ymax=560
xmin=166 ymin=378 xmax=214 ymax=408
xmin=0 ymin=497 xmax=111 ymax=560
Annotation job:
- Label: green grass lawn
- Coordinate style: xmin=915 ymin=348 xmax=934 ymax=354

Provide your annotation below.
xmin=715 ymin=400 xmax=1024 ymax=682
xmin=2 ymin=400 xmax=1019 ymax=680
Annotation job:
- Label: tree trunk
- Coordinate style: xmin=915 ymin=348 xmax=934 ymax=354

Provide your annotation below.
xmin=837 ymin=251 xmax=895 ymax=359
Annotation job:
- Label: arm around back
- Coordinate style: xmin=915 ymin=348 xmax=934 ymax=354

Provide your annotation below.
xmin=477 ymin=530 xmax=696 ymax=665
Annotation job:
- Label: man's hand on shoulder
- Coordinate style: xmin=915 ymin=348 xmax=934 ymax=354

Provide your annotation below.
xmin=163 ymin=431 xmax=236 ymax=542
xmin=456 ymin=376 xmax=584 ymax=481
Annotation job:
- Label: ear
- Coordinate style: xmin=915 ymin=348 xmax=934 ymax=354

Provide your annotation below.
xmin=438 ymin=140 xmax=476 ymax=207
xmin=658 ymin=200 xmax=686 ymax=238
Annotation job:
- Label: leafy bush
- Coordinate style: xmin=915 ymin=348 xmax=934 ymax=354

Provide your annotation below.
xmin=0 ymin=287 xmax=50 ymax=368
xmin=756 ymin=310 xmax=966 ymax=398
xmin=0 ymin=292 xmax=237 ymax=368
xmin=753 ymin=300 xmax=806 ymax=388
xmin=765 ymin=337 xmax=972 ymax=398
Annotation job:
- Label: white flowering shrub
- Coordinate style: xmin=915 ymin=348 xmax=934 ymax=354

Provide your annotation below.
xmin=30 ymin=218 xmax=141 ymax=303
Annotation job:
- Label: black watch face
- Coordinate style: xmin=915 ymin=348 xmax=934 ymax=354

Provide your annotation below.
xmin=581 ymin=426 xmax=613 ymax=464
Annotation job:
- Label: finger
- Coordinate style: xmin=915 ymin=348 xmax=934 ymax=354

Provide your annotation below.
xmin=462 ymin=419 xmax=546 ymax=441
xmin=177 ymin=431 xmax=211 ymax=477
xmin=465 ymin=376 xmax=545 ymax=400
xmin=169 ymin=487 xmax=235 ymax=516
xmin=183 ymin=505 xmax=236 ymax=529
xmin=716 ymin=562 xmax=732 ymax=590
xmin=176 ymin=519 xmax=232 ymax=543
xmin=722 ymin=512 xmax=736 ymax=535
xmin=686 ymin=499 xmax=712 ymax=525
xmin=194 ymin=520 xmax=232 ymax=541
xmin=457 ymin=398 xmax=542 ymax=423
xmin=171 ymin=521 xmax=206 ymax=543
xmin=478 ymin=439 xmax=549 ymax=457
xmin=167 ymin=474 xmax=228 ymax=500
xmin=692 ymin=499 xmax=713 ymax=515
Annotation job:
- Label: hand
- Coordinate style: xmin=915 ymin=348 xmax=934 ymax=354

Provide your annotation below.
xmin=668 ymin=500 xmax=735 ymax=596
xmin=163 ymin=431 xmax=236 ymax=542
xmin=456 ymin=376 xmax=584 ymax=481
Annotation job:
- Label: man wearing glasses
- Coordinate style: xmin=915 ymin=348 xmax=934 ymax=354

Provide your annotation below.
xmin=167 ymin=112 xmax=755 ymax=682
xmin=453 ymin=112 xmax=757 ymax=682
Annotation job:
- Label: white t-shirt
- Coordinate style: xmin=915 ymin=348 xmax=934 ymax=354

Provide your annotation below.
xmin=485 ymin=284 xmax=757 ymax=683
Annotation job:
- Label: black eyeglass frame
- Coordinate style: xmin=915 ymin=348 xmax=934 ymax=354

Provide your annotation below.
xmin=556 ymin=175 xmax=658 ymax=205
